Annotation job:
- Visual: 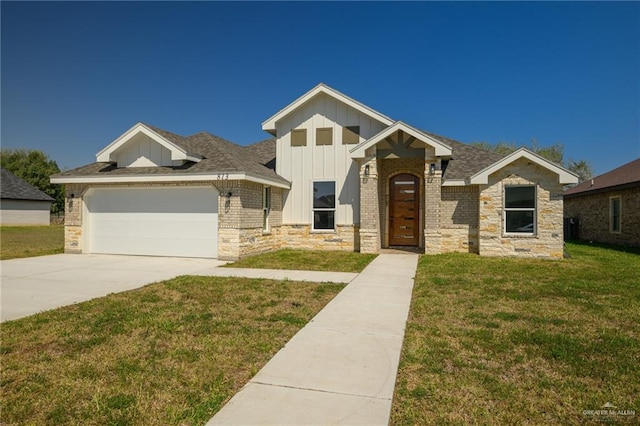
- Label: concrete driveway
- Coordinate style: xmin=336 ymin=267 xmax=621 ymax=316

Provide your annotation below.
xmin=0 ymin=254 xmax=226 ymax=322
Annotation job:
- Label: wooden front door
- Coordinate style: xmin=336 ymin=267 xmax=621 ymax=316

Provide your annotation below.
xmin=390 ymin=174 xmax=419 ymax=246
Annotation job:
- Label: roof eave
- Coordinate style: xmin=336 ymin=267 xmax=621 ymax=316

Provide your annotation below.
xmin=50 ymin=172 xmax=291 ymax=189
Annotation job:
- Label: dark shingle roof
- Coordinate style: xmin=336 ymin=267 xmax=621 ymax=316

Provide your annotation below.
xmin=54 ymin=125 xmax=288 ymax=185
xmin=245 ymin=138 xmax=276 ymax=170
xmin=1 ymin=167 xmax=55 ymax=202
xmin=564 ymin=158 xmax=640 ymax=197
xmin=423 ymin=131 xmax=505 ymax=180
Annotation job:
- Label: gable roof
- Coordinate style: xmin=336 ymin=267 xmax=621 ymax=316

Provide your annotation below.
xmin=469 ymin=148 xmax=579 ymax=185
xmin=422 ymin=132 xmax=505 ymax=183
xmin=1 ymin=167 xmax=54 ymax=202
xmin=96 ymin=122 xmax=202 ymax=163
xmin=262 ymin=83 xmax=394 ymax=134
xmin=350 ymin=121 xmax=453 ymax=159
xmin=564 ymin=157 xmax=640 ymax=197
xmin=51 ymin=125 xmax=290 ymax=188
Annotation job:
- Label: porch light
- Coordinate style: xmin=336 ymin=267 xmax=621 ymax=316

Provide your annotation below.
xmin=429 ymin=163 xmax=436 ymax=174
xmin=364 ymin=164 xmax=370 ymax=177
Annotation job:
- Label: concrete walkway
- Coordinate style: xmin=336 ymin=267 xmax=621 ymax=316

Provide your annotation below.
xmin=207 ymin=253 xmax=419 ymax=426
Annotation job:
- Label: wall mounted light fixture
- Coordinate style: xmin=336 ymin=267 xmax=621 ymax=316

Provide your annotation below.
xmin=429 ymin=163 xmax=436 ymax=175
xmin=364 ymin=164 xmax=370 ymax=177
xmin=226 ymin=191 xmax=232 ymax=198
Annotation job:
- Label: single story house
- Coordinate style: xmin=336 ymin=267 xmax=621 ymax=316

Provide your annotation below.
xmin=51 ymin=83 xmax=578 ymax=259
xmin=564 ymin=158 xmax=640 ymax=247
xmin=1 ymin=167 xmax=54 ymax=225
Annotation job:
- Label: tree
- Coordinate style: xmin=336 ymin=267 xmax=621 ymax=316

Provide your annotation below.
xmin=471 ymin=139 xmax=593 ymax=183
xmin=0 ymin=149 xmax=65 ymax=214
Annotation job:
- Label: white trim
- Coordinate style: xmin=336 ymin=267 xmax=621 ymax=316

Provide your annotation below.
xmin=350 ymin=121 xmax=453 ymax=159
xmin=311 ymin=179 xmax=337 ymax=231
xmin=470 ymin=148 xmax=579 ymax=185
xmin=609 ymin=195 xmax=622 ymax=234
xmin=503 ymin=185 xmax=537 ymax=236
xmin=95 ymin=123 xmax=202 ymax=163
xmin=262 ymin=83 xmax=394 ymax=134
xmin=51 ymin=172 xmax=291 ymax=189
xmin=442 ymin=179 xmax=468 ymax=186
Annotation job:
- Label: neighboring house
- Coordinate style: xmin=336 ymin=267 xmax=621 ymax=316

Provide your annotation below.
xmin=1 ymin=167 xmax=54 ymax=225
xmin=564 ymin=158 xmax=640 ymax=247
xmin=51 ymin=83 xmax=578 ymax=259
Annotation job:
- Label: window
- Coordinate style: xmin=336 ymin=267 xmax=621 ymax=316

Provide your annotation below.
xmin=316 ymin=128 xmax=333 ymax=146
xmin=610 ymin=196 xmax=621 ymax=233
xmin=263 ymin=186 xmax=271 ymax=232
xmin=504 ymin=186 xmax=536 ymax=234
xmin=291 ymin=129 xmax=307 ymax=147
xmin=343 ymin=126 xmax=360 ymax=145
xmin=313 ymin=181 xmax=335 ymax=230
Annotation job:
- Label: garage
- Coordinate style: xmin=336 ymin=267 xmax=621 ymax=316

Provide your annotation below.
xmin=84 ymin=187 xmax=218 ymax=258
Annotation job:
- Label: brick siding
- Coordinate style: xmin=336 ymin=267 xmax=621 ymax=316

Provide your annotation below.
xmin=564 ymin=186 xmax=640 ymax=247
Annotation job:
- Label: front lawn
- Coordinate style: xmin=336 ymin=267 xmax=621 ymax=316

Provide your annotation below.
xmin=0 ymin=225 xmax=64 ymax=260
xmin=224 ymin=248 xmax=376 ymax=273
xmin=391 ymin=242 xmax=640 ymax=425
xmin=0 ymin=276 xmax=344 ymax=425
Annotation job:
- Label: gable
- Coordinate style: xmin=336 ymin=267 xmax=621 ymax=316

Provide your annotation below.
xmin=350 ymin=121 xmax=452 ymax=159
xmin=96 ymin=123 xmax=202 ymax=167
xmin=470 ymin=148 xmax=578 ymax=185
xmin=262 ymin=83 xmax=393 ymax=135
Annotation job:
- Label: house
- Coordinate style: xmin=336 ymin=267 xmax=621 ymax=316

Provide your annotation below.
xmin=51 ymin=83 xmax=578 ymax=259
xmin=1 ymin=167 xmax=54 ymax=225
xmin=564 ymin=158 xmax=640 ymax=247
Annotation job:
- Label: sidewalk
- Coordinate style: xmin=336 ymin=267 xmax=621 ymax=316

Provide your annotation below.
xmin=203 ymin=267 xmax=357 ymax=284
xmin=207 ymin=253 xmax=419 ymax=426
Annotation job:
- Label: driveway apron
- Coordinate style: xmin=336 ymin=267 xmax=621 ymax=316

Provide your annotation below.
xmin=0 ymin=254 xmax=227 ymax=322
xmin=207 ymin=253 xmax=419 ymax=426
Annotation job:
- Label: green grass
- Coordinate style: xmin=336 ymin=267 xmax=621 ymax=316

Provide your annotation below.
xmin=0 ymin=225 xmax=64 ymax=260
xmin=224 ymin=248 xmax=377 ymax=273
xmin=0 ymin=276 xmax=344 ymax=425
xmin=391 ymin=242 xmax=640 ymax=425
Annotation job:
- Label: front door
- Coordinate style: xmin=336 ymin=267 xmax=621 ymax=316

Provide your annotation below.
xmin=390 ymin=174 xmax=419 ymax=246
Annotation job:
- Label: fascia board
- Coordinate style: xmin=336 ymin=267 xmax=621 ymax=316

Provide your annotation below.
xmin=95 ymin=123 xmax=201 ymax=163
xmin=262 ymin=83 xmax=394 ymax=132
xmin=442 ymin=179 xmax=469 ymax=186
xmin=350 ymin=121 xmax=453 ymax=159
xmin=469 ymin=148 xmax=579 ymax=185
xmin=50 ymin=172 xmax=291 ymax=189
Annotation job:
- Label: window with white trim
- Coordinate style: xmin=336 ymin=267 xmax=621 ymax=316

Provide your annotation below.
xmin=610 ymin=196 xmax=621 ymax=233
xmin=263 ymin=186 xmax=271 ymax=232
xmin=504 ymin=186 xmax=536 ymax=234
xmin=313 ymin=181 xmax=335 ymax=230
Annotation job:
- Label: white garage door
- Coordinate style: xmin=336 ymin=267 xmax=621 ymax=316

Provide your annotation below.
xmin=85 ymin=187 xmax=218 ymax=258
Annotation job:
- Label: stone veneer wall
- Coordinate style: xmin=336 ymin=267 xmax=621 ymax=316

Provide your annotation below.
xmin=441 ymin=186 xmax=479 ymax=253
xmin=564 ymin=186 xmax=640 ymax=247
xmin=213 ymin=180 xmax=283 ymax=260
xmin=478 ymin=158 xmax=565 ymax=258
xmin=277 ymin=224 xmax=359 ymax=251
xmin=63 ymin=183 xmax=89 ymax=254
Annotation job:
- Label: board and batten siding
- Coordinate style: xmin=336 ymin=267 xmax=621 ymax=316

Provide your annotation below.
xmin=275 ymin=93 xmax=388 ymax=226
xmin=115 ymin=133 xmax=175 ymax=168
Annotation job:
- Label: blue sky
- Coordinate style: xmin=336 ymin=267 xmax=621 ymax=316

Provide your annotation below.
xmin=2 ymin=1 xmax=639 ymax=176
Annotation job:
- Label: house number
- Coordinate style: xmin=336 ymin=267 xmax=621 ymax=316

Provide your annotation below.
xmin=217 ymin=173 xmax=229 ymax=180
